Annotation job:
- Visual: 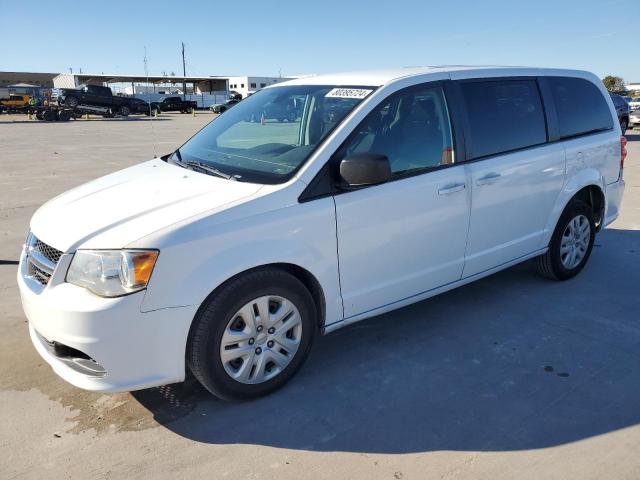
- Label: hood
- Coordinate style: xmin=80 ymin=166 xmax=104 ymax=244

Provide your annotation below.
xmin=30 ymin=159 xmax=263 ymax=252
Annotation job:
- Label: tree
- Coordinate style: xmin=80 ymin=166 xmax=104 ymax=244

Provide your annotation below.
xmin=602 ymin=75 xmax=626 ymax=92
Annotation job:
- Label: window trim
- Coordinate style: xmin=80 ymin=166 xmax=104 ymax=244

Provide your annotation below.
xmin=454 ymin=76 xmax=551 ymax=162
xmin=299 ymin=80 xmax=462 ymax=202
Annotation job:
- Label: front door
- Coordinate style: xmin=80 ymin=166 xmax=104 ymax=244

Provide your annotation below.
xmin=334 ymin=83 xmax=471 ymax=318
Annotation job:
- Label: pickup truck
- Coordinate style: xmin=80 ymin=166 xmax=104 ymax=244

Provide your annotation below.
xmin=56 ymin=85 xmax=134 ymax=116
xmin=149 ymin=96 xmax=197 ymax=115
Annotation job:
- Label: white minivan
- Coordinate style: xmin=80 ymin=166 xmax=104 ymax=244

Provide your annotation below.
xmin=19 ymin=67 xmax=626 ymax=400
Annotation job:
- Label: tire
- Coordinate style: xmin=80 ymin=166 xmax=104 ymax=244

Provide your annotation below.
xmin=57 ymin=110 xmax=72 ymax=121
xmin=35 ymin=112 xmax=44 ymax=120
xmin=151 ymin=107 xmax=160 ymax=116
xmin=65 ymin=96 xmax=79 ymax=108
xmin=119 ymin=105 xmax=130 ymax=117
xmin=187 ymin=269 xmax=317 ymax=401
xmin=43 ymin=109 xmax=57 ymax=121
xmin=536 ymin=200 xmax=595 ymax=280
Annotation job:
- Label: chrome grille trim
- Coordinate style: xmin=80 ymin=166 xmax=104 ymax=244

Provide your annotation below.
xmin=34 ymin=238 xmax=62 ymax=264
xmin=29 ymin=262 xmax=52 ymax=285
xmin=25 ymin=234 xmax=63 ymax=286
xmin=28 ymin=248 xmax=56 ymax=273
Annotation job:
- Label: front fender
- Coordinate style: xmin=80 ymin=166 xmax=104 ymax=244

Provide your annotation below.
xmin=139 ymin=197 xmax=343 ymax=326
xmin=541 ymin=168 xmax=605 ymax=247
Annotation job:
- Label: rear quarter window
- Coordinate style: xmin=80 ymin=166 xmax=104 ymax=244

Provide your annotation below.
xmin=548 ymin=77 xmax=613 ymax=139
xmin=460 ymin=79 xmax=547 ymax=159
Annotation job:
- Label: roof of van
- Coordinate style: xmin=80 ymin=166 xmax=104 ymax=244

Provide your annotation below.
xmin=281 ymin=66 xmax=597 ymax=87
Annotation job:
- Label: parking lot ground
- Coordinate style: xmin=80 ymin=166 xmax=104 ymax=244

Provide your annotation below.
xmin=1 ymin=116 xmax=639 ymax=479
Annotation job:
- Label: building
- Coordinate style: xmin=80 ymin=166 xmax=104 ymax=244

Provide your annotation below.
xmin=226 ymin=76 xmax=293 ymax=98
xmin=0 ymin=71 xmax=59 ymax=98
xmin=0 ymin=71 xmax=57 ymax=89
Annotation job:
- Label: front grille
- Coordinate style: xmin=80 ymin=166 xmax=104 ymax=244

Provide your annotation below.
xmin=25 ymin=234 xmax=63 ymax=286
xmin=29 ymin=262 xmax=52 ymax=285
xmin=34 ymin=238 xmax=62 ymax=264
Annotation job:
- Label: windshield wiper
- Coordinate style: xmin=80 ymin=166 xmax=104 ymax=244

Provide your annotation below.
xmin=184 ymin=160 xmax=234 ymax=180
xmin=171 ymin=149 xmax=234 ymax=180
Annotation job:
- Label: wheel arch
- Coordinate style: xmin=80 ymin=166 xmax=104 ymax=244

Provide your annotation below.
xmin=543 ymin=170 xmax=606 ymax=247
xmin=191 ymin=262 xmax=327 ymax=331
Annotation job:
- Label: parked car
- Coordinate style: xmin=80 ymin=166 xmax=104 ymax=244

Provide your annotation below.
xmin=629 ymin=109 xmax=640 ymax=129
xmin=210 ymin=99 xmax=240 ymax=113
xmin=150 ymin=96 xmax=197 ymax=115
xmin=128 ymin=97 xmax=151 ymax=115
xmin=610 ymin=93 xmax=630 ymax=133
xmin=57 ymin=85 xmax=134 ymax=116
xmin=628 ymin=97 xmax=640 ymax=111
xmin=19 ymin=67 xmax=626 ymax=401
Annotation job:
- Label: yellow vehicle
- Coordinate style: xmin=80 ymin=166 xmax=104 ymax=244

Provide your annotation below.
xmin=0 ymin=94 xmax=32 ymax=111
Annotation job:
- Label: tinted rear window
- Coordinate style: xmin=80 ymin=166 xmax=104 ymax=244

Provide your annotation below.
xmin=460 ymin=80 xmax=547 ymax=159
xmin=548 ymin=77 xmax=613 ymax=138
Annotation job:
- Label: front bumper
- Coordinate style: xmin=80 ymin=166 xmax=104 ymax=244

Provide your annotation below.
xmin=18 ymin=247 xmax=198 ymax=392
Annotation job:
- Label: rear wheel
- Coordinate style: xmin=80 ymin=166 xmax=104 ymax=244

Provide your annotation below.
xmin=187 ymin=269 xmax=317 ymax=401
xmin=620 ymin=119 xmax=628 ymax=135
xmin=536 ymin=201 xmax=595 ymax=280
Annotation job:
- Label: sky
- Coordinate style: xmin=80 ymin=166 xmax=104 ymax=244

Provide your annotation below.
xmin=3 ymin=0 xmax=639 ymax=83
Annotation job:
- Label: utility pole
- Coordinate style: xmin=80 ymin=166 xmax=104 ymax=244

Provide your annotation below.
xmin=181 ymin=42 xmax=187 ymax=101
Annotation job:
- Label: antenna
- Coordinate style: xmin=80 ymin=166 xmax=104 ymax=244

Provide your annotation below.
xmin=144 ymin=46 xmax=158 ymax=158
xmin=181 ymin=41 xmax=187 ymax=101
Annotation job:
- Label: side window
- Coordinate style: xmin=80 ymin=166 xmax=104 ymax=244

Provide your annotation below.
xmin=548 ymin=77 xmax=613 ymax=139
xmin=460 ymin=80 xmax=547 ymax=159
xmin=338 ymin=86 xmax=454 ymax=175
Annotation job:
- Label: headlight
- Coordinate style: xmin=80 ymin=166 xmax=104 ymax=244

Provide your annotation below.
xmin=66 ymin=250 xmax=159 ymax=297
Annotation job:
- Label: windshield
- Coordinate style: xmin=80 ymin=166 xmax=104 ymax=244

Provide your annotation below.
xmin=174 ymin=85 xmax=374 ymax=183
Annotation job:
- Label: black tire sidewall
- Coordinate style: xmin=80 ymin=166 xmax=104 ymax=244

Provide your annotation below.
xmin=548 ymin=202 xmax=596 ymax=280
xmin=188 ymin=270 xmax=317 ymax=401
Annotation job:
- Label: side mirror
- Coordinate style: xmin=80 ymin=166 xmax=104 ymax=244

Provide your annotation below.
xmin=339 ymin=153 xmax=391 ymax=189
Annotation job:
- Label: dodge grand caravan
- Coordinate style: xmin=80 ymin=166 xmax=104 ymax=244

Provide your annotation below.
xmin=18 ymin=67 xmax=626 ymax=400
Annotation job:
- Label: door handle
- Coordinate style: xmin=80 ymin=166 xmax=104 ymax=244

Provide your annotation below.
xmin=475 ymin=172 xmax=501 ymax=186
xmin=438 ymin=182 xmax=466 ymax=195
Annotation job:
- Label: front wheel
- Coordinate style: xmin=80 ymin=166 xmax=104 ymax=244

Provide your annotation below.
xmin=65 ymin=96 xmax=79 ymax=108
xmin=536 ymin=201 xmax=595 ymax=280
xmin=187 ymin=269 xmax=317 ymax=401
xmin=119 ymin=105 xmax=130 ymax=117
